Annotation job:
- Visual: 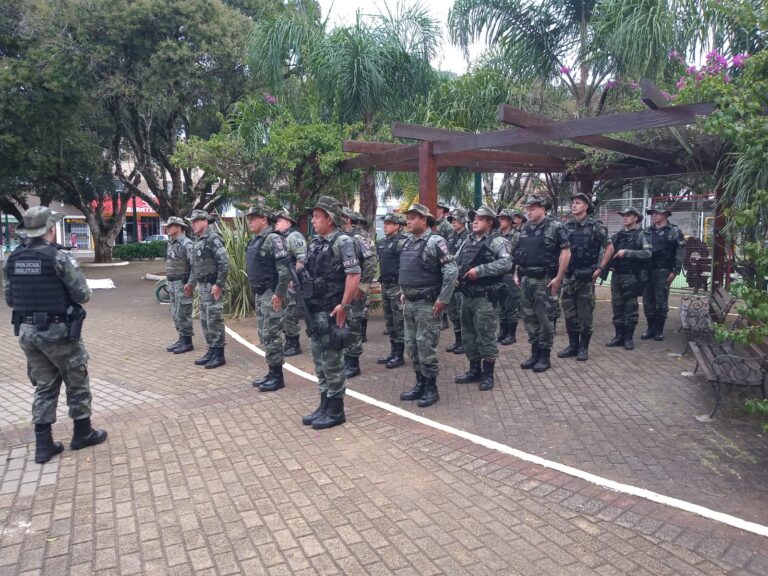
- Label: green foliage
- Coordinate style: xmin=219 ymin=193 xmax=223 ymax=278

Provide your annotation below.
xmin=218 ymin=218 xmax=255 ymax=320
xmin=744 ymin=399 xmax=768 ymax=433
xmin=112 ymin=241 xmax=168 ymax=261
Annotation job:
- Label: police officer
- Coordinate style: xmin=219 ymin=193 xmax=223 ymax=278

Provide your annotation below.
xmin=274 ymin=208 xmax=307 ymax=357
xmin=398 ymin=204 xmax=458 ymax=407
xmin=164 ymin=216 xmax=195 ymax=355
xmin=245 ymin=203 xmax=291 ymax=391
xmin=376 ymin=213 xmax=408 ymax=369
xmin=497 ymin=208 xmax=522 ymax=345
xmin=557 ymin=194 xmax=612 ymax=362
xmin=444 ymin=208 xmax=470 ymax=354
xmin=434 ymin=201 xmax=453 ymax=238
xmin=185 ymin=209 xmax=229 ymax=369
xmin=454 ymin=207 xmax=513 ymax=391
xmin=353 ymin=211 xmax=374 ymax=344
xmin=512 ymin=195 xmax=571 ymax=373
xmin=301 ymin=197 xmax=361 ymax=429
xmin=4 ymin=206 xmax=107 ymax=464
xmin=642 ymin=203 xmax=685 ymax=341
xmin=512 ymin=209 xmax=527 ymax=232
xmin=605 ymin=207 xmax=652 ymax=350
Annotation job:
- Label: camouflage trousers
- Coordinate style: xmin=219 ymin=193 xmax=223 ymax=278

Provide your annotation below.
xmin=310 ymin=311 xmax=346 ymax=399
xmin=256 ymin=289 xmax=285 ymax=367
xmin=561 ymin=276 xmax=596 ymax=335
xmin=168 ymin=279 xmax=193 ymax=337
xmin=460 ymin=295 xmax=498 ymax=361
xmin=19 ymin=323 xmax=92 ymax=425
xmin=521 ymin=276 xmax=558 ymax=350
xmin=198 ymin=282 xmax=225 ymax=348
xmin=611 ymin=273 xmax=640 ymax=329
xmin=344 ymin=296 xmax=367 ymax=358
xmin=381 ymin=283 xmax=404 ymax=343
xmin=403 ymin=299 xmax=441 ymax=379
xmin=446 ymin=292 xmax=463 ymax=330
xmin=499 ymin=279 xmax=521 ymax=324
xmin=643 ymin=268 xmax=672 ymax=323
xmin=283 ymin=289 xmax=301 ymax=338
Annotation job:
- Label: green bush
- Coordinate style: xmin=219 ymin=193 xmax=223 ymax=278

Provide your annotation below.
xmin=112 ymin=241 xmax=168 ymax=260
xmin=218 ymin=218 xmax=255 ymax=319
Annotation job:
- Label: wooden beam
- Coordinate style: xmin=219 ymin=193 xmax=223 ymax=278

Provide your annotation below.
xmin=571 ymin=162 xmax=713 ymax=181
xmin=640 ymin=78 xmax=692 ymax=153
xmin=340 ymin=144 xmax=420 ymax=171
xmin=497 ymin=105 xmax=677 ymax=164
xmin=419 ymin=141 xmax=437 ymax=214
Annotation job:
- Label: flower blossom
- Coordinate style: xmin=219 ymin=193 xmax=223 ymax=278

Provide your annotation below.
xmin=731 ymin=53 xmax=750 ymax=68
xmin=559 ymin=66 xmax=571 ymax=74
xmin=264 ymin=94 xmax=278 ymax=105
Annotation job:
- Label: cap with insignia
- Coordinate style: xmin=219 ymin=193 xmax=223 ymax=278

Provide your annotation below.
xmin=646 ymin=202 xmax=672 ymax=216
xmin=23 ymin=206 xmax=64 ymax=238
xmin=405 ymin=203 xmax=436 ymax=226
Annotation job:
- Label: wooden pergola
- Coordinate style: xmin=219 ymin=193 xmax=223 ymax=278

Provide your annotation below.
xmin=340 ymin=80 xmax=729 ymax=286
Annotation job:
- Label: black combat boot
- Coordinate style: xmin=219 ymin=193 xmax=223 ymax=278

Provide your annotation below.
xmin=345 ymin=355 xmax=361 ymax=379
xmin=606 ymin=327 xmax=624 ymax=347
xmin=654 ymin=319 xmax=666 ymax=341
xmin=259 ymin=366 xmax=285 ymax=392
xmin=204 ymin=347 xmax=226 ymax=369
xmin=441 ymin=312 xmax=450 ymax=330
xmin=501 ymin=322 xmax=517 ymax=345
xmin=312 ymin=395 xmax=346 ymax=429
xmin=361 ymin=318 xmax=368 ymax=343
xmin=400 ymin=373 xmax=425 ymax=401
xmin=455 ymin=360 xmax=482 ymax=384
xmin=479 ymin=359 xmax=495 ymax=391
xmin=557 ymin=331 xmax=580 ymax=358
xmin=532 ymin=348 xmax=551 ymax=373
xmin=284 ymin=335 xmax=302 ymax=357
xmin=520 ymin=344 xmax=539 ymax=369
xmin=172 ymin=335 xmax=194 ymax=354
xmin=302 ymin=392 xmax=328 ymax=426
xmin=34 ymin=424 xmax=64 ymax=464
xmin=386 ymin=342 xmax=405 ymax=369
xmin=641 ymin=319 xmax=655 ymax=340
xmin=377 ymin=341 xmax=396 ymax=365
xmin=70 ymin=418 xmax=108 ymax=451
xmin=194 ymin=347 xmax=213 ymax=365
xmin=497 ymin=321 xmax=509 ymax=343
xmin=623 ymin=326 xmax=635 ymax=350
xmin=445 ymin=331 xmax=462 ymax=353
xmin=577 ymin=333 xmax=591 ymax=361
xmin=417 ymin=377 xmax=439 ymax=408
xmin=166 ymin=336 xmax=183 ymax=353
xmin=251 ymin=367 xmax=272 ymax=388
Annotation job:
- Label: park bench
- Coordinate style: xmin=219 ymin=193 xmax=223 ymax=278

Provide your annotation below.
xmin=679 ymin=285 xmax=737 ymax=354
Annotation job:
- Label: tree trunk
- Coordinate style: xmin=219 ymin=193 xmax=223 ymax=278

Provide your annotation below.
xmin=358 ymin=169 xmax=376 ymax=228
xmin=94 ymin=232 xmax=113 ymax=263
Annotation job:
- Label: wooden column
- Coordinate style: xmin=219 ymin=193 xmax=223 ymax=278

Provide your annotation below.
xmin=419 ymin=140 xmax=437 ymax=214
xmin=712 ymin=181 xmax=727 ymax=289
xmin=579 ymin=179 xmax=594 ymax=195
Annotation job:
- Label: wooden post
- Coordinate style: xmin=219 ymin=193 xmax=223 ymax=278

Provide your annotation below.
xmin=712 ymin=181 xmax=727 ymax=289
xmin=579 ymin=179 xmax=594 ymax=195
xmin=419 ymin=141 xmax=437 ymax=214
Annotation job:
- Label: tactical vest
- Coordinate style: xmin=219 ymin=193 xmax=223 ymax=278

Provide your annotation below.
xmin=567 ymin=219 xmax=601 ymax=271
xmin=377 ymin=233 xmax=403 ymax=285
xmin=513 ymin=221 xmax=559 ymax=270
xmin=648 ymin=225 xmax=679 ymax=270
xmin=166 ymin=236 xmax=191 ymax=280
xmin=612 ymin=228 xmax=644 ymax=274
xmin=246 ymin=232 xmax=279 ymax=292
xmin=305 ymin=232 xmax=347 ymax=302
xmin=447 ymin=229 xmax=468 ymax=254
xmin=456 ymin=237 xmax=498 ymax=291
xmin=398 ymin=237 xmax=442 ymax=289
xmin=7 ymin=244 xmax=72 ymax=314
xmin=192 ymin=231 xmax=223 ymax=281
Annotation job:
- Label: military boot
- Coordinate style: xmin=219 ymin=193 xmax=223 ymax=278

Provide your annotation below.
xmin=172 ymin=335 xmax=194 ymax=354
xmin=557 ymin=331 xmax=580 ymax=358
xmin=455 ymin=360 xmax=482 ymax=384
xmin=641 ymin=319 xmax=655 ymax=340
xmin=606 ymin=327 xmax=625 ymax=347
xmin=284 ymin=335 xmax=302 ymax=357
xmin=441 ymin=312 xmax=450 ymax=330
xmin=259 ymin=366 xmax=285 ymax=392
xmin=312 ymin=395 xmax=346 ymax=429
xmin=166 ymin=336 xmax=183 ymax=353
xmin=400 ymin=373 xmax=425 ymax=401
xmin=445 ymin=331 xmax=463 ymax=353
xmin=577 ymin=333 xmax=591 ymax=361
xmin=623 ymin=326 xmax=636 ymax=350
xmin=479 ymin=359 xmax=495 ymax=391
xmin=361 ymin=318 xmax=368 ymax=343
xmin=204 ymin=347 xmax=226 ymax=369
xmin=417 ymin=377 xmax=439 ymax=408
xmin=302 ymin=392 xmax=328 ymax=426
xmin=377 ymin=341 xmax=396 ymax=365
xmin=654 ymin=319 xmax=666 ymax=341
xmin=70 ymin=418 xmax=108 ymax=451
xmin=501 ymin=322 xmax=517 ymax=345
xmin=520 ymin=344 xmax=540 ymax=369
xmin=497 ymin=321 xmax=509 ymax=343
xmin=34 ymin=424 xmax=64 ymax=464
xmin=386 ymin=342 xmax=405 ymax=369
xmin=532 ymin=348 xmax=551 ymax=373
xmin=345 ymin=355 xmax=361 ymax=379
xmin=251 ymin=367 xmax=272 ymax=388
xmin=194 ymin=347 xmax=213 ymax=365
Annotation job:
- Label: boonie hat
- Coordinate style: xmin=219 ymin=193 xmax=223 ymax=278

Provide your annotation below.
xmin=469 ymin=205 xmax=500 ymax=229
xmin=447 ymin=208 xmax=469 ymax=224
xmin=405 ymin=203 xmax=436 ymax=226
xmin=307 ymin=196 xmax=345 ymax=228
xmin=383 ymin=212 xmax=403 ymax=225
xmin=523 ymin=195 xmax=548 ymax=208
xmin=188 ymin=209 xmax=213 ymax=222
xmin=570 ymin=192 xmax=595 ymax=214
xmin=646 ymin=202 xmax=672 ymax=216
xmin=618 ymin=206 xmax=643 ymax=219
xmin=23 ymin=206 xmax=64 ymax=238
xmin=275 ymin=208 xmax=298 ymax=225
xmin=161 ymin=216 xmax=189 ymax=229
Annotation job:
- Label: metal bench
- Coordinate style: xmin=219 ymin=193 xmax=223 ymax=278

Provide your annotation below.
xmin=679 ymin=285 xmax=736 ymax=354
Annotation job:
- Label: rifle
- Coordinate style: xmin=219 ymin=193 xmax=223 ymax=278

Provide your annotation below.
xmin=456 ymin=239 xmax=492 ymax=291
xmin=288 ymin=264 xmax=315 ymax=338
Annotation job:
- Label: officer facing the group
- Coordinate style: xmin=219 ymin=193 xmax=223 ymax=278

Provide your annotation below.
xmin=454 ymin=207 xmax=513 ymax=391
xmin=497 ymin=208 xmax=522 ymax=346
xmin=557 ymin=194 xmax=612 ymax=362
xmin=376 ymin=213 xmax=408 ymax=369
xmin=642 ymin=203 xmax=685 ymax=341
xmin=164 ymin=216 xmax=195 ymax=355
xmin=398 ymin=204 xmax=458 ymax=407
xmin=512 ymin=195 xmax=571 ymax=373
xmin=301 ymin=197 xmax=361 ymax=429
xmin=444 ymin=208 xmax=470 ymax=354
xmin=605 ymin=207 xmax=652 ymax=350
xmin=274 ymin=208 xmax=307 ymax=357
xmin=184 ymin=209 xmax=229 ymax=369
xmin=4 ymin=206 xmax=107 ymax=464
xmin=245 ymin=203 xmax=291 ymax=392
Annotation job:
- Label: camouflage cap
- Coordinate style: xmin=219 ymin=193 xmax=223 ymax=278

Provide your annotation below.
xmin=341 ymin=207 xmax=357 ymax=221
xmin=161 ymin=216 xmax=189 ymax=229
xmin=497 ymin=208 xmax=514 ymax=220
xmin=307 ymin=196 xmax=345 ymax=227
xmin=469 ymin=205 xmax=500 ymax=229
xmin=353 ymin=211 xmax=368 ymax=226
xmin=188 ymin=209 xmax=213 ymax=222
xmin=618 ymin=206 xmax=642 ymax=219
xmin=436 ymin=201 xmax=451 ymax=212
xmin=511 ymin=209 xmax=527 ymax=222
xmin=244 ymin=203 xmax=273 ymax=219
xmin=646 ymin=202 xmax=672 ymax=216
xmin=447 ymin=208 xmax=469 ymax=224
xmin=570 ymin=192 xmax=595 ymax=214
xmin=523 ymin=195 xmax=548 ymax=208
xmin=274 ymin=207 xmax=298 ymax=225
xmin=405 ymin=203 xmax=436 ymax=226
xmin=383 ymin=212 xmax=403 ymax=225
xmin=23 ymin=206 xmax=64 ymax=238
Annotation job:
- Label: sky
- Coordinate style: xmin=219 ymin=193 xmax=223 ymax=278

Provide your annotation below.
xmin=316 ymin=0 xmax=482 ymax=74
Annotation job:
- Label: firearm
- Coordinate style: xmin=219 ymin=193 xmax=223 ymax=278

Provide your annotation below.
xmin=288 ymin=264 xmax=316 ymax=338
xmin=67 ymin=304 xmax=87 ymax=341
xmin=456 ymin=241 xmax=491 ymax=290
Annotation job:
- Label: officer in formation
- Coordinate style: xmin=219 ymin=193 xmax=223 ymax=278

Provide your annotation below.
xmin=376 ymin=212 xmax=408 ymax=369
xmin=444 ymin=208 xmax=470 ymax=354
xmin=163 ymin=216 xmax=194 ymax=355
xmin=434 ymin=201 xmax=453 ymax=238
xmin=301 ymin=196 xmax=361 ymax=429
xmin=398 ymin=204 xmax=458 ymax=407
xmin=605 ymin=207 xmax=652 ymax=350
xmin=245 ymin=203 xmax=291 ymax=392
xmin=512 ymin=209 xmax=527 ymax=232
xmin=4 ymin=206 xmax=107 ymax=464
xmin=274 ymin=208 xmax=307 ymax=357
xmin=340 ymin=208 xmax=378 ymax=378
xmin=354 ymin=212 xmax=374 ymax=344
xmin=512 ymin=195 xmax=571 ymax=373
xmin=185 ymin=209 xmax=229 ymax=369
xmin=642 ymin=203 xmax=685 ymax=341
xmin=557 ymin=194 xmax=612 ymax=362
xmin=496 ymin=209 xmax=522 ymax=345
xmin=454 ymin=207 xmax=513 ymax=391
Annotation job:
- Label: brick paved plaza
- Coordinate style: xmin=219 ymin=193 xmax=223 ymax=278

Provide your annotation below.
xmin=1 ymin=260 xmax=767 ymax=575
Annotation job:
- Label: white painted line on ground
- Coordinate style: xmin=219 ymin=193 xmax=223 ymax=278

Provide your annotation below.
xmin=226 ymin=326 xmax=768 ymax=538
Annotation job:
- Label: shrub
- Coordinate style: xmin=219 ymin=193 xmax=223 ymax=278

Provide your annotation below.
xmin=112 ymin=241 xmax=167 ymax=260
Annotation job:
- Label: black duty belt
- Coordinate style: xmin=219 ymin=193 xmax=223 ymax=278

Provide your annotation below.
xmin=23 ymin=314 xmax=66 ymax=324
xmin=252 ymin=283 xmax=276 ymax=296
xmin=380 ymin=276 xmax=399 ymax=287
xmin=308 ymin=299 xmax=337 ymax=314
xmin=518 ymin=268 xmax=554 ymax=279
xmin=403 ymin=287 xmax=439 ymax=302
xmin=166 ymin=275 xmax=189 ymax=282
xmin=197 ymin=276 xmax=217 ymax=284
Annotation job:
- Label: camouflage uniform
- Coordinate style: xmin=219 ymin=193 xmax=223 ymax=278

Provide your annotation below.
xmin=376 ymin=213 xmax=408 ymax=368
xmin=444 ymin=209 xmax=469 ymax=353
xmin=165 ymin=223 xmax=194 ymax=352
xmin=497 ymin=210 xmax=522 ymax=345
xmin=281 ymin=224 xmax=307 ymax=349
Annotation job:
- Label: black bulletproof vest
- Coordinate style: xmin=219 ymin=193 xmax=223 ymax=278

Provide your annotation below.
xmin=513 ymin=223 xmax=558 ymax=269
xmin=612 ymin=228 xmax=644 ymax=274
xmin=306 ymin=233 xmax=346 ymax=300
xmin=649 ymin=226 xmax=679 ymax=270
xmin=246 ymin=233 xmax=278 ymax=289
xmin=567 ymin=219 xmax=601 ymax=270
xmin=377 ymin=233 xmax=403 ymax=283
xmin=398 ymin=237 xmax=442 ymax=289
xmin=447 ymin=229 xmax=468 ymax=254
xmin=456 ymin=237 xmax=497 ymax=288
xmin=7 ymin=243 xmax=71 ymax=314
